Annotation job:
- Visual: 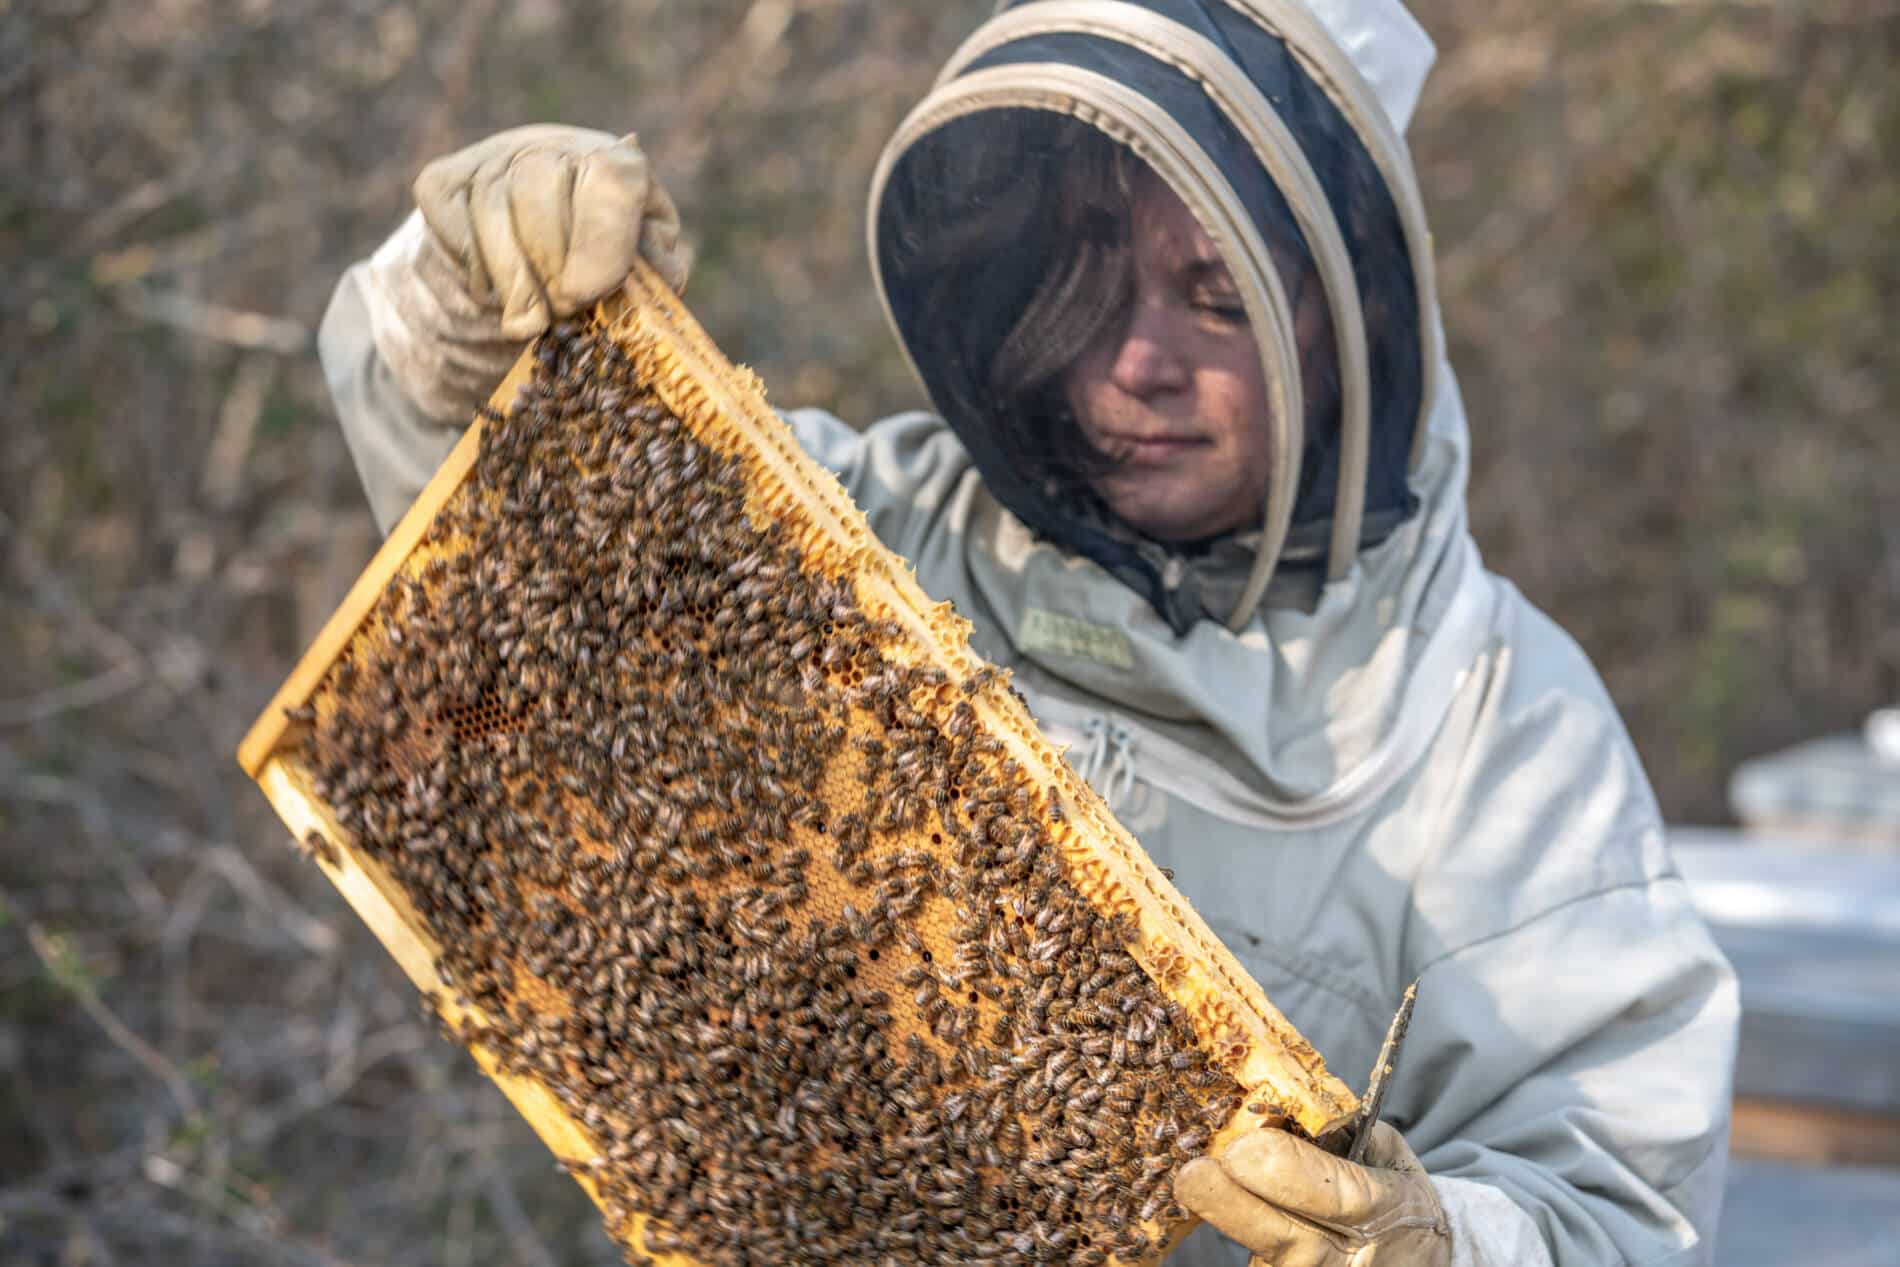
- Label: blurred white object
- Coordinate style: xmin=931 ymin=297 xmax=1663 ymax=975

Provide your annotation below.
xmin=1729 ymin=721 xmax=1900 ymax=845
xmin=1670 ymin=826 xmax=1900 ymax=1125
xmin=1867 ymin=708 xmax=1900 ymax=766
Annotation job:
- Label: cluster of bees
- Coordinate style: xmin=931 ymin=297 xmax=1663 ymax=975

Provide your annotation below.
xmin=297 ymin=322 xmax=1252 ymax=1265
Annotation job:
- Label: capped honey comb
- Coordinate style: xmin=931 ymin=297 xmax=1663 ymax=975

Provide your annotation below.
xmin=238 ymin=260 xmax=1356 ymax=1266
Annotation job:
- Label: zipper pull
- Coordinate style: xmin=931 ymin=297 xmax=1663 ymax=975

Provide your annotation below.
xmin=1104 ymin=719 xmax=1137 ymax=809
xmin=1075 ymin=716 xmax=1108 ymax=783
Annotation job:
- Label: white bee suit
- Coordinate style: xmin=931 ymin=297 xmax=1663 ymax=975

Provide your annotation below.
xmin=318 ymin=3 xmax=1737 ymax=1264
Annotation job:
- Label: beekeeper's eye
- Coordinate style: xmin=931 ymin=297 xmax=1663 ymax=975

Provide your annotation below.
xmin=1193 ymin=293 xmax=1248 ymax=324
xmin=1168 ymin=254 xmax=1246 ymax=327
xmin=1188 ymin=275 xmax=1248 ymax=326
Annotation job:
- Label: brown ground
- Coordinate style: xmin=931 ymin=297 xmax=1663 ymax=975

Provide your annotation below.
xmin=2 ymin=1 xmax=1895 ymax=1263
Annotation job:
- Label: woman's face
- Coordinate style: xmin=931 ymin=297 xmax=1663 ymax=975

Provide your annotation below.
xmin=1062 ymin=170 xmax=1274 ymax=544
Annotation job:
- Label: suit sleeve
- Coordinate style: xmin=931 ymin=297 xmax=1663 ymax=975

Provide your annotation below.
xmin=319 ymin=261 xmax=466 ymax=535
xmin=1395 ymin=603 xmax=1740 ymax=1267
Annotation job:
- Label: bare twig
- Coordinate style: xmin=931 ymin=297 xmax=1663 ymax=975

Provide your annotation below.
xmin=72 ymin=1214 xmax=122 ymax=1267
xmin=72 ymin=168 xmax=206 ymax=251
xmin=1 ymin=510 xmax=146 ymax=683
xmin=113 ymin=285 xmax=309 ymax=355
xmin=201 ymin=355 xmax=280 ymax=510
xmin=85 ymin=196 xmax=333 ymax=286
xmin=235 ymin=1021 xmax=430 ymax=1152
xmin=0 ymin=659 xmax=143 ymax=728
xmin=412 ymin=0 xmax=502 ymax=163
xmin=70 ymin=1187 xmax=361 ymax=1267
xmin=482 ymin=1157 xmax=562 ymax=1267
xmin=202 ymin=843 xmax=339 ymax=957
xmin=7 ymin=896 xmax=203 ymax=1123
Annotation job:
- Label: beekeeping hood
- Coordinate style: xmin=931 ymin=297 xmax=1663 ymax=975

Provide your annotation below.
xmin=869 ymin=0 xmax=1442 ymax=634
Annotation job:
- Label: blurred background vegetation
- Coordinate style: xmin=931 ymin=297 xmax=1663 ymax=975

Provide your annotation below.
xmin=1 ymin=0 xmax=1894 ymax=1262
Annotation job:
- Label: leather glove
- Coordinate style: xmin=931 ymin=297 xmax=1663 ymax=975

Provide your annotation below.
xmin=360 ymin=125 xmax=691 ymax=425
xmin=1174 ymin=1122 xmax=1451 ymax=1267
xmin=414 ymin=124 xmax=690 ymax=336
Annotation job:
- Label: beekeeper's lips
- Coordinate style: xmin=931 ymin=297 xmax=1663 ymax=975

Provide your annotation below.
xmin=1095 ymin=429 xmax=1212 ymax=465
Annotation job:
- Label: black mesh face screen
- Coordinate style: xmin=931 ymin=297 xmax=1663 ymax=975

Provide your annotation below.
xmin=873 ymin=1 xmax=1426 ymax=626
xmin=879 ymin=113 xmax=1216 ymax=630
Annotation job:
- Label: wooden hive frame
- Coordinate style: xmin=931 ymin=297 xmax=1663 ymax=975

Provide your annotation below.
xmin=237 ymin=259 xmax=1357 ymax=1265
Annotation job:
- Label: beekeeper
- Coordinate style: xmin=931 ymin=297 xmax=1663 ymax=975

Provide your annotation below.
xmin=318 ymin=1 xmax=1738 ymax=1264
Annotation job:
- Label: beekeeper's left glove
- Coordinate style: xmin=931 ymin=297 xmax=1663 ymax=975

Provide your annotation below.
xmin=359 ymin=125 xmax=689 ymax=427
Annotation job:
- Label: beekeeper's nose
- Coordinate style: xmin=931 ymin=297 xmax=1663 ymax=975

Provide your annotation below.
xmin=1106 ymin=300 xmax=1192 ymax=400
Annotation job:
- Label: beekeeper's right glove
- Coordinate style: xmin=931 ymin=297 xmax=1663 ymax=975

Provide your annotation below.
xmin=1175 ymin=1121 xmax=1452 ymax=1267
xmin=359 ymin=125 xmax=691 ymax=426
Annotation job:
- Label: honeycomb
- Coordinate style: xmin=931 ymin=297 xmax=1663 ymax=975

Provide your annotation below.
xmin=238 ymin=260 xmax=1356 ymax=1266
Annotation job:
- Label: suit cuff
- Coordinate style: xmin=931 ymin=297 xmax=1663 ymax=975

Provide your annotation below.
xmin=1434 ymin=1176 xmax=1554 ymax=1267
